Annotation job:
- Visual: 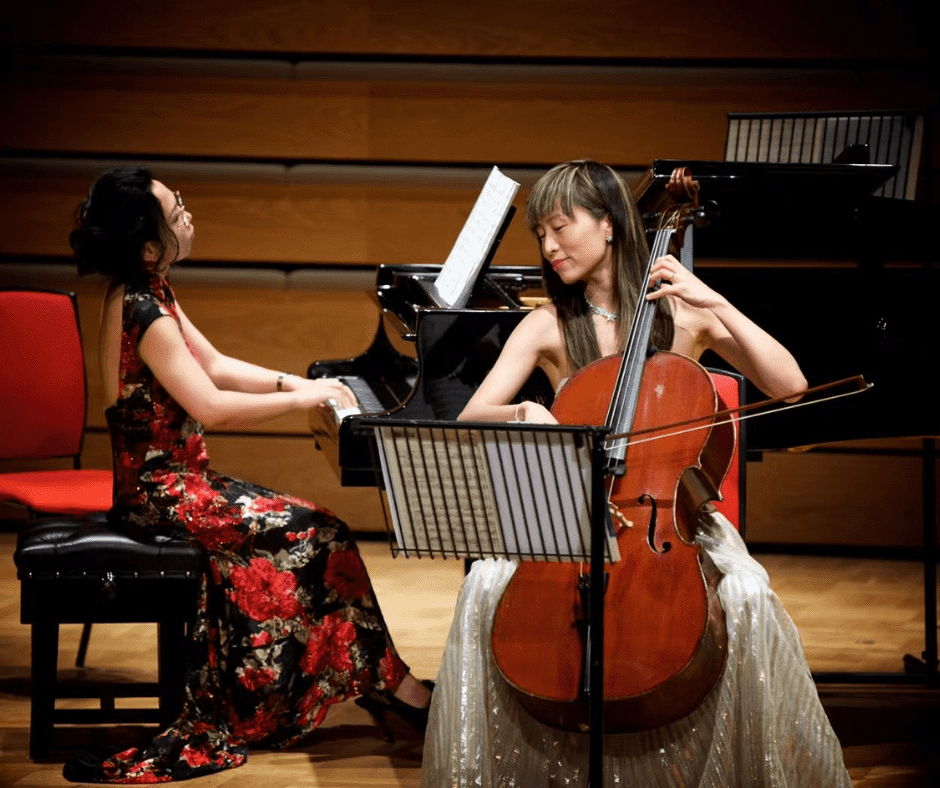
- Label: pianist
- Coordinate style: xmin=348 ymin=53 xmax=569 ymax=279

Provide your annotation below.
xmin=421 ymin=160 xmax=852 ymax=786
xmin=64 ymin=167 xmax=432 ymax=783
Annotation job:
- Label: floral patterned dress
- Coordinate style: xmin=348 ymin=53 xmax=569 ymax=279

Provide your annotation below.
xmin=66 ymin=276 xmax=409 ymax=783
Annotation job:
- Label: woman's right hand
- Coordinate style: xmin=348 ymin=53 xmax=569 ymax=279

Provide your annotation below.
xmin=291 ymin=377 xmax=358 ymax=411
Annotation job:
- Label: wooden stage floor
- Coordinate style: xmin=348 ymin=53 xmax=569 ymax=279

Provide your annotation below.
xmin=1 ymin=531 xmax=937 ymax=787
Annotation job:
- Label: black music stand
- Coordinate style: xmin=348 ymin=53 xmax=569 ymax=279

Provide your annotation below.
xmin=361 ymin=418 xmax=614 ymax=788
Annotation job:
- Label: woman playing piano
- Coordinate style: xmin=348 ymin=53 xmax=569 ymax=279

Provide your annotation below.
xmin=64 ymin=167 xmax=432 ymax=783
xmin=421 ymin=159 xmax=852 ymax=786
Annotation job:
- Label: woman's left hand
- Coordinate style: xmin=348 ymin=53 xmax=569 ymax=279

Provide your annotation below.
xmin=646 ymin=255 xmax=723 ymax=310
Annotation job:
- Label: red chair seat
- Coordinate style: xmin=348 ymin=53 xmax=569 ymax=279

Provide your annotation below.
xmin=0 ymin=469 xmax=112 ymax=517
xmin=1 ymin=289 xmax=112 ymax=519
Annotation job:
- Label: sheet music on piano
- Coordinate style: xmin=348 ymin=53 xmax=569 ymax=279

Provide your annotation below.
xmin=424 ymin=166 xmax=520 ymax=309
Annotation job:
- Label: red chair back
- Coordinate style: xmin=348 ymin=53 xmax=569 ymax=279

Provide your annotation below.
xmin=708 ymin=369 xmax=746 ymax=534
xmin=0 ymin=290 xmax=88 ymax=461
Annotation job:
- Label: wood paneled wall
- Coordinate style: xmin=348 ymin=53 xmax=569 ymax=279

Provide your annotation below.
xmin=3 ymin=59 xmax=925 ymax=167
xmin=2 ymin=0 xmax=935 ymax=539
xmin=3 ymin=0 xmax=923 ymax=59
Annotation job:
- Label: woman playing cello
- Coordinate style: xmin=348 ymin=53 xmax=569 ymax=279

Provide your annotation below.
xmin=420 ymin=160 xmax=852 ymax=786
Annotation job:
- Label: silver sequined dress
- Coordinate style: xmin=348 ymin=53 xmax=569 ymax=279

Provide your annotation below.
xmin=421 ymin=511 xmax=852 ymax=787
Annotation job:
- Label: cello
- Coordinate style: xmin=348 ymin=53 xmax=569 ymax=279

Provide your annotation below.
xmin=490 ymin=167 xmax=734 ymax=733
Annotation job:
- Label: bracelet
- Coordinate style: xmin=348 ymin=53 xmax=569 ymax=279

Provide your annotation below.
xmin=276 ymin=373 xmax=286 ymax=392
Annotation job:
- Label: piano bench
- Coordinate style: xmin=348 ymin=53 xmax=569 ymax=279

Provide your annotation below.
xmin=13 ymin=515 xmax=204 ymax=761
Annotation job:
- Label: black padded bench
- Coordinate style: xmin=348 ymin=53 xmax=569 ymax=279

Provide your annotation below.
xmin=14 ymin=515 xmax=204 ymax=760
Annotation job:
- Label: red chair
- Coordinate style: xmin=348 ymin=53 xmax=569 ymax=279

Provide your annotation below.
xmin=0 ymin=288 xmax=113 ymax=518
xmin=1 ymin=288 xmax=114 ymax=667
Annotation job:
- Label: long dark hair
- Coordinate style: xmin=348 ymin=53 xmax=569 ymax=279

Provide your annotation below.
xmin=70 ymin=167 xmax=176 ymax=283
xmin=524 ymin=160 xmax=673 ymax=373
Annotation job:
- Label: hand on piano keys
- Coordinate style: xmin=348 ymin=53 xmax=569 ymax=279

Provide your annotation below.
xmin=322 ymin=399 xmax=362 ymax=424
xmin=307 ymin=373 xmax=395 ymax=436
xmin=289 ymin=376 xmax=359 ymax=420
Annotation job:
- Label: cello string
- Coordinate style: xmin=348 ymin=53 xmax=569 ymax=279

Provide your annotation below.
xmin=605 ymin=210 xmax=678 ymax=443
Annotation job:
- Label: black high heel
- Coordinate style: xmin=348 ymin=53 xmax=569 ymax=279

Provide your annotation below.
xmin=355 ymin=680 xmax=435 ymax=741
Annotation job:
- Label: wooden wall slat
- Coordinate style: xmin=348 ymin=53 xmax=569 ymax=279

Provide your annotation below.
xmin=2 ymin=62 xmax=926 ymax=165
xmin=1 ymin=74 xmax=371 ymax=160
xmin=745 ymin=444 xmax=933 ymax=549
xmin=6 ymin=0 xmax=920 ymax=60
xmin=0 ymin=173 xmax=545 ymax=264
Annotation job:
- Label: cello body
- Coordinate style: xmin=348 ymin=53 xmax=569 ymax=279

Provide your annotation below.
xmin=490 ymin=351 xmax=734 ymax=732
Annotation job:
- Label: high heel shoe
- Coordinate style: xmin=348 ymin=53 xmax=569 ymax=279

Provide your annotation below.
xmin=355 ymin=680 xmax=435 ymax=741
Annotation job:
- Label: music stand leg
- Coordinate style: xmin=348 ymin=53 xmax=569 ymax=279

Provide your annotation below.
xmin=587 ymin=436 xmax=607 ymax=788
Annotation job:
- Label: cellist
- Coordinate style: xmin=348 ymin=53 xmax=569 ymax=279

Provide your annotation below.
xmin=420 ymin=160 xmax=852 ymax=787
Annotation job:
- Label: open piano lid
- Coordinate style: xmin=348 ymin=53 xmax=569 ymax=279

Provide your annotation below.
xmin=643 ymin=158 xmax=899 ymax=259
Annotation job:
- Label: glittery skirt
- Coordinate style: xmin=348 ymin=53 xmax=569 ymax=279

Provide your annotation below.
xmin=421 ymin=512 xmax=852 ymax=787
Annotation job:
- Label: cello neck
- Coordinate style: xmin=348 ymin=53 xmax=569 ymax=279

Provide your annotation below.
xmin=603 ymin=224 xmax=674 ymax=473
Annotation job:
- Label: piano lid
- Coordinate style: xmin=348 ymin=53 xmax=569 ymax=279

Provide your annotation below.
xmin=648 ymin=158 xmax=897 ymax=195
xmin=640 ymin=159 xmax=899 ymax=260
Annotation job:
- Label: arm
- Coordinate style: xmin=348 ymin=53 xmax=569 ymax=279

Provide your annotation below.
xmin=175 ymin=304 xmax=307 ymax=394
xmin=648 ymin=255 xmax=807 ymax=400
xmin=138 ymin=316 xmax=356 ymax=430
xmin=458 ymin=307 xmax=561 ymax=424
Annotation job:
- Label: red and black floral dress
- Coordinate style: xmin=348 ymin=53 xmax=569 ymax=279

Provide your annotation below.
xmin=68 ymin=276 xmax=408 ymax=783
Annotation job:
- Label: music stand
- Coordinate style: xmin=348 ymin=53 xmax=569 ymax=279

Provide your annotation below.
xmin=360 ymin=418 xmax=615 ymax=788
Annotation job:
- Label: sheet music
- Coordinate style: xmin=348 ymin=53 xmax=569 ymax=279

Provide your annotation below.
xmin=433 ymin=166 xmax=520 ymax=308
xmin=375 ymin=424 xmax=619 ymax=562
xmin=376 ymin=426 xmax=505 ymax=558
xmin=484 ymin=430 xmax=620 ymax=562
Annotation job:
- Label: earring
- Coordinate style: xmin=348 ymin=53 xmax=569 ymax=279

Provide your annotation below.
xmin=606 ymin=236 xmax=613 ymax=244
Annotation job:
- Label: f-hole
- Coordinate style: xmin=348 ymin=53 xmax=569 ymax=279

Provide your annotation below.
xmin=639 ymin=493 xmax=670 ymax=554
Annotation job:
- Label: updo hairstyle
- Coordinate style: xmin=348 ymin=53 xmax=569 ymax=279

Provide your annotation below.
xmin=69 ymin=167 xmax=175 ymax=282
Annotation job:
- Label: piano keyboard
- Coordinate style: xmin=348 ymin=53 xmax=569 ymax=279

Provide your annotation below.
xmin=339 ymin=375 xmax=387 ymax=414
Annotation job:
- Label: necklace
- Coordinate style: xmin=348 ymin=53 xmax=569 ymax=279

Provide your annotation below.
xmin=584 ymin=293 xmax=618 ymax=322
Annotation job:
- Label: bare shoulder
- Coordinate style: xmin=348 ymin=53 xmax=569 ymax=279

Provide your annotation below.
xmin=516 ymin=303 xmax=561 ymax=341
xmin=511 ymin=303 xmax=569 ymax=386
xmin=510 ymin=304 xmax=564 ymax=357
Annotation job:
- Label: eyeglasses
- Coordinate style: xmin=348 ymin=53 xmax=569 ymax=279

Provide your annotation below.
xmin=172 ymin=190 xmax=190 ymax=227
